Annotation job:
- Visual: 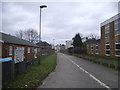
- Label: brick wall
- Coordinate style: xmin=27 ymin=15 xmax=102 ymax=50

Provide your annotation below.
xmin=109 ymin=21 xmax=115 ymax=57
xmin=99 ymin=26 xmax=105 ymax=56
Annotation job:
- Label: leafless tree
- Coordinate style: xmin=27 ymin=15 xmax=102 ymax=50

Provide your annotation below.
xmin=15 ymin=30 xmax=24 ymax=39
xmin=88 ymin=33 xmax=99 ymax=40
xmin=24 ymin=29 xmax=39 ymax=43
xmin=15 ymin=29 xmax=39 ymax=43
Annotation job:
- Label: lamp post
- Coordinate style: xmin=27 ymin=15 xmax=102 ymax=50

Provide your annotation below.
xmin=38 ymin=5 xmax=47 ymax=64
xmin=39 ymin=5 xmax=47 ymax=43
xmin=53 ymin=39 xmax=55 ymax=48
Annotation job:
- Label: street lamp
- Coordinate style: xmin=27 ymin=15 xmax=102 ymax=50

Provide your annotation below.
xmin=38 ymin=5 xmax=47 ymax=64
xmin=39 ymin=5 xmax=47 ymax=43
xmin=53 ymin=39 xmax=55 ymax=49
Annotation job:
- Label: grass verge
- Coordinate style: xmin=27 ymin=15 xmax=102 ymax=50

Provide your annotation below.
xmin=78 ymin=54 xmax=119 ymax=61
xmin=73 ymin=54 xmax=119 ymax=70
xmin=3 ymin=53 xmax=57 ymax=88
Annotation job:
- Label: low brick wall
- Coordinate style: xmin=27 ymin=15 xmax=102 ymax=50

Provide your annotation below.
xmin=75 ymin=55 xmax=119 ymax=70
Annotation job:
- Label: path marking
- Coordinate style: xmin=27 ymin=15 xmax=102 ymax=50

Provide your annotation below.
xmin=64 ymin=55 xmax=112 ymax=90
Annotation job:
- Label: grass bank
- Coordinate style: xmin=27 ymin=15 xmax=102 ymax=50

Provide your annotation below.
xmin=73 ymin=54 xmax=119 ymax=70
xmin=78 ymin=54 xmax=119 ymax=61
xmin=3 ymin=53 xmax=57 ymax=88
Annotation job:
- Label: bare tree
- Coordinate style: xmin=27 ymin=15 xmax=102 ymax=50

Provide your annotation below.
xmin=24 ymin=29 xmax=39 ymax=43
xmin=15 ymin=30 xmax=24 ymax=39
xmin=15 ymin=29 xmax=39 ymax=43
xmin=88 ymin=33 xmax=99 ymax=40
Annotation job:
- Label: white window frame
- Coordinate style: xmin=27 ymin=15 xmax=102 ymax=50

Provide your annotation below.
xmin=32 ymin=48 xmax=34 ymax=53
xmin=115 ymin=43 xmax=120 ymax=57
xmin=95 ymin=44 xmax=99 ymax=54
xmin=34 ymin=48 xmax=37 ymax=53
xmin=28 ymin=47 xmax=30 ymax=54
xmin=91 ymin=45 xmax=94 ymax=54
xmin=114 ymin=19 xmax=120 ymax=57
xmin=114 ymin=19 xmax=120 ymax=36
xmin=105 ymin=43 xmax=110 ymax=56
xmin=105 ymin=24 xmax=110 ymax=38
xmin=36 ymin=48 xmax=37 ymax=53
xmin=9 ymin=46 xmax=12 ymax=55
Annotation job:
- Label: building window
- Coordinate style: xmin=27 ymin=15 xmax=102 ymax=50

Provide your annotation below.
xmin=91 ymin=45 xmax=94 ymax=54
xmin=105 ymin=24 xmax=110 ymax=38
xmin=115 ymin=35 xmax=120 ymax=43
xmin=28 ymin=47 xmax=30 ymax=53
xmin=115 ymin=43 xmax=120 ymax=57
xmin=32 ymin=48 xmax=34 ymax=53
xmin=115 ymin=51 xmax=120 ymax=57
xmin=38 ymin=48 xmax=40 ymax=52
xmin=22 ymin=47 xmax=25 ymax=51
xmin=106 ymin=44 xmax=110 ymax=49
xmin=34 ymin=48 xmax=37 ymax=54
xmin=9 ymin=46 xmax=12 ymax=55
xmin=114 ymin=19 xmax=120 ymax=36
xmin=96 ymin=44 xmax=99 ymax=54
xmin=106 ymin=50 xmax=110 ymax=55
xmin=105 ymin=44 xmax=110 ymax=56
xmin=116 ymin=44 xmax=120 ymax=49
xmin=114 ymin=19 xmax=120 ymax=57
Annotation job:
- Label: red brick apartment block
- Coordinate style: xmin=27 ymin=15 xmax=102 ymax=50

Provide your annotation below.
xmin=86 ymin=13 xmax=120 ymax=58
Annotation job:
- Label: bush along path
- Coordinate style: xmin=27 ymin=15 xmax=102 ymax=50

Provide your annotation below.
xmin=3 ymin=53 xmax=57 ymax=88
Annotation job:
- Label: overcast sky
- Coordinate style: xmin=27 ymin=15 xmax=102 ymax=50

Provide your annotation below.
xmin=1 ymin=1 xmax=119 ymax=45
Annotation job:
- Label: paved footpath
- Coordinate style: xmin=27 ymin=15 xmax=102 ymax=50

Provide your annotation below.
xmin=38 ymin=53 xmax=118 ymax=89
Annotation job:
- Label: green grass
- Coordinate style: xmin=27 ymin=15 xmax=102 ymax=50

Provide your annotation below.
xmin=76 ymin=54 xmax=119 ymax=61
xmin=3 ymin=53 xmax=57 ymax=88
xmin=73 ymin=54 xmax=120 ymax=70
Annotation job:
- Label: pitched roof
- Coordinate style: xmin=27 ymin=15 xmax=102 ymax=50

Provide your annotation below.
xmin=86 ymin=39 xmax=100 ymax=44
xmin=0 ymin=32 xmax=38 ymax=47
xmin=36 ymin=41 xmax=51 ymax=46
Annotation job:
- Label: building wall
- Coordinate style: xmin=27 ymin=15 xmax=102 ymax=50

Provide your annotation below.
xmin=66 ymin=40 xmax=73 ymax=49
xmin=99 ymin=26 xmax=105 ymax=56
xmin=109 ymin=21 xmax=115 ymax=57
xmin=100 ymin=16 xmax=120 ymax=58
xmin=86 ymin=43 xmax=100 ymax=55
xmin=1 ymin=43 xmax=39 ymax=60
xmin=86 ymin=14 xmax=120 ymax=58
xmin=86 ymin=44 xmax=90 ymax=54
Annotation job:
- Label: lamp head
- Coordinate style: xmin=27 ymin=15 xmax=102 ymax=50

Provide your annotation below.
xmin=40 ymin=5 xmax=47 ymax=8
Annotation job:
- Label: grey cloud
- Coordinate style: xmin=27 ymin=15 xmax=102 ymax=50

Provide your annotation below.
xmin=2 ymin=2 xmax=118 ymax=45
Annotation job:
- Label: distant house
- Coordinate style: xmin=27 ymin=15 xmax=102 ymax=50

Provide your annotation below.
xmin=0 ymin=32 xmax=40 ymax=82
xmin=65 ymin=40 xmax=74 ymax=54
xmin=36 ymin=41 xmax=53 ymax=55
xmin=65 ymin=40 xmax=73 ymax=49
xmin=60 ymin=44 xmax=65 ymax=53
xmin=86 ymin=39 xmax=100 ymax=55
xmin=55 ymin=44 xmax=60 ymax=52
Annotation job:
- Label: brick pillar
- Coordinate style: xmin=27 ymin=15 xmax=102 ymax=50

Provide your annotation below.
xmin=99 ymin=26 xmax=105 ymax=56
xmin=109 ymin=21 xmax=115 ymax=58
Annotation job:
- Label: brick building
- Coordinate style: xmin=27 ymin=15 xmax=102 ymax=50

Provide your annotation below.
xmin=100 ymin=13 xmax=120 ymax=58
xmin=86 ymin=13 xmax=120 ymax=58
xmin=0 ymin=32 xmax=40 ymax=62
xmin=0 ymin=32 xmax=40 ymax=82
xmin=36 ymin=41 xmax=53 ymax=55
xmin=86 ymin=39 xmax=100 ymax=55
